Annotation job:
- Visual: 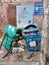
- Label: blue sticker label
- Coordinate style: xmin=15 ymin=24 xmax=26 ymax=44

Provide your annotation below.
xmin=34 ymin=2 xmax=44 ymax=15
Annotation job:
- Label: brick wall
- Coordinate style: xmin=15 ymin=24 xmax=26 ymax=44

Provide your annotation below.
xmin=0 ymin=0 xmax=43 ymax=38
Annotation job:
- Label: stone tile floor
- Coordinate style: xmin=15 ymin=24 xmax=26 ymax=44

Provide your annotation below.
xmin=0 ymin=48 xmax=40 ymax=65
xmin=0 ymin=49 xmax=49 ymax=65
xmin=0 ymin=41 xmax=49 ymax=65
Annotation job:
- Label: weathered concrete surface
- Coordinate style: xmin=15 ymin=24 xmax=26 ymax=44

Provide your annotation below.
xmin=0 ymin=48 xmax=40 ymax=61
xmin=0 ymin=49 xmax=40 ymax=65
xmin=0 ymin=61 xmax=39 ymax=65
xmin=0 ymin=3 xmax=8 ymax=38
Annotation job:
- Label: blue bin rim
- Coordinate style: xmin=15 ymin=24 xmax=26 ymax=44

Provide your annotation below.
xmin=23 ymin=23 xmax=39 ymax=33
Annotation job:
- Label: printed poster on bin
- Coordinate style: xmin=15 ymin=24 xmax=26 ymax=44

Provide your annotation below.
xmin=16 ymin=5 xmax=34 ymax=28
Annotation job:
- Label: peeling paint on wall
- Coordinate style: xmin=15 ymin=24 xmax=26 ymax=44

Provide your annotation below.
xmin=0 ymin=3 xmax=8 ymax=37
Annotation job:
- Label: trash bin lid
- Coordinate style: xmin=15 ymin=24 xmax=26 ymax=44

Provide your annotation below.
xmin=23 ymin=23 xmax=39 ymax=33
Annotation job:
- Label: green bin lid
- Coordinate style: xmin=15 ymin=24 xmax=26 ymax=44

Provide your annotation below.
xmin=4 ymin=24 xmax=17 ymax=38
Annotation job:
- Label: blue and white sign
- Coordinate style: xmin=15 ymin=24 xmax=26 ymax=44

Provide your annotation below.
xmin=16 ymin=5 xmax=34 ymax=28
xmin=34 ymin=2 xmax=44 ymax=15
